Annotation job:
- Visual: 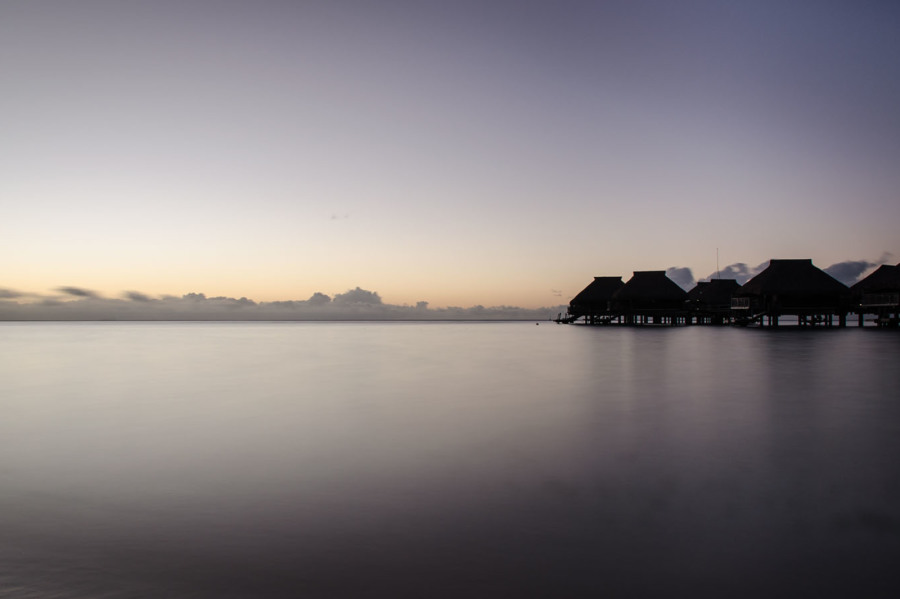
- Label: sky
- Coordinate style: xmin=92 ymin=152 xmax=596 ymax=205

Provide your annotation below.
xmin=2 ymin=0 xmax=899 ymax=311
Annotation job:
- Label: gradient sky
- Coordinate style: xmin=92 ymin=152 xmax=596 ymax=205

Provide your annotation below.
xmin=3 ymin=0 xmax=898 ymax=308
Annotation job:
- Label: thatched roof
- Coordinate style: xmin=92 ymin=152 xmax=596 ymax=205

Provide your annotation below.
xmin=735 ymin=259 xmax=848 ymax=298
xmin=850 ymin=263 xmax=900 ymax=294
xmin=687 ymin=279 xmax=740 ymax=306
xmin=569 ymin=276 xmax=625 ymax=309
xmin=614 ymin=271 xmax=688 ymax=303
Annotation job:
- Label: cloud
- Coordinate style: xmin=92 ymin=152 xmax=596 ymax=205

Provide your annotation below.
xmin=333 ymin=287 xmax=382 ymax=305
xmin=698 ymin=253 xmax=895 ymax=286
xmin=0 ymin=288 xmax=23 ymax=299
xmin=57 ymin=286 xmax=100 ymax=298
xmin=823 ymin=260 xmax=876 ymax=286
xmin=822 ymin=253 xmax=895 ymax=285
xmin=307 ymin=292 xmax=331 ymax=305
xmin=209 ymin=296 xmax=257 ymax=307
xmin=703 ymin=261 xmax=769 ymax=285
xmin=124 ymin=291 xmax=151 ymax=302
xmin=665 ymin=267 xmax=695 ymax=290
xmin=0 ymin=285 xmax=564 ymax=322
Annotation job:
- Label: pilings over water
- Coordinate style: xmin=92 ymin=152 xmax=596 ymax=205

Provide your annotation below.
xmin=558 ymin=309 xmax=895 ymax=328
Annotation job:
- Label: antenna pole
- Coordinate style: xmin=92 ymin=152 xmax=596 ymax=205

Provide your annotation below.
xmin=716 ymin=248 xmax=720 ymax=280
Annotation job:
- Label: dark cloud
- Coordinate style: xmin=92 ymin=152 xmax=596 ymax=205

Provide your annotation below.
xmin=0 ymin=288 xmax=23 ymax=299
xmin=124 ymin=291 xmax=151 ymax=302
xmin=823 ymin=260 xmax=875 ymax=286
xmin=333 ymin=287 xmax=382 ymax=305
xmin=57 ymin=286 xmax=100 ymax=298
xmin=666 ymin=267 xmax=695 ymax=291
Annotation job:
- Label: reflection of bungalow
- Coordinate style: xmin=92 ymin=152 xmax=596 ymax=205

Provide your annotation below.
xmin=567 ymin=276 xmax=625 ymax=324
xmin=612 ymin=271 xmax=688 ymax=325
xmin=731 ymin=259 xmax=849 ymax=327
xmin=850 ymin=263 xmax=900 ymax=327
xmin=686 ymin=279 xmax=740 ymax=324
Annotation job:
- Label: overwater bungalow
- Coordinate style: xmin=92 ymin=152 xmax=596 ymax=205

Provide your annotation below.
xmin=612 ymin=271 xmax=689 ymax=325
xmin=567 ymin=276 xmax=625 ymax=324
xmin=686 ymin=279 xmax=740 ymax=325
xmin=850 ymin=263 xmax=900 ymax=327
xmin=731 ymin=259 xmax=850 ymax=327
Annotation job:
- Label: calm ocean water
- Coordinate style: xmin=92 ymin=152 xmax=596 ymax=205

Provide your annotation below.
xmin=1 ymin=322 xmax=899 ymax=598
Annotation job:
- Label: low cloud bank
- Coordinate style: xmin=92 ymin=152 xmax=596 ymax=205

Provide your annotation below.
xmin=0 ymin=287 xmax=565 ymax=322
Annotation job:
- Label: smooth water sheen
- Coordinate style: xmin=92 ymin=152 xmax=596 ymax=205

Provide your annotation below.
xmin=1 ymin=322 xmax=899 ymax=598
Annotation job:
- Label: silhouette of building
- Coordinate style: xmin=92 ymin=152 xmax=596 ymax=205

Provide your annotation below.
xmin=686 ymin=279 xmax=740 ymax=324
xmin=612 ymin=271 xmax=689 ymax=325
xmin=731 ymin=259 xmax=849 ymax=327
xmin=567 ymin=276 xmax=625 ymax=324
xmin=850 ymin=263 xmax=900 ymax=327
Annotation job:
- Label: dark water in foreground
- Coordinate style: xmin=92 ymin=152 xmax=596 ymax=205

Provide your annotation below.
xmin=1 ymin=322 xmax=899 ymax=598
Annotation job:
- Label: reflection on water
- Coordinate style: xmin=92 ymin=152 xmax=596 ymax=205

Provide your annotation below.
xmin=1 ymin=323 xmax=899 ymax=597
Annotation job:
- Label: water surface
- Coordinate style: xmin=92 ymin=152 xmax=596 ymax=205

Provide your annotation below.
xmin=1 ymin=322 xmax=899 ymax=597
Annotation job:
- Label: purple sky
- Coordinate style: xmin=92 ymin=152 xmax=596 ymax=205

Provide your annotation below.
xmin=2 ymin=0 xmax=898 ymax=308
